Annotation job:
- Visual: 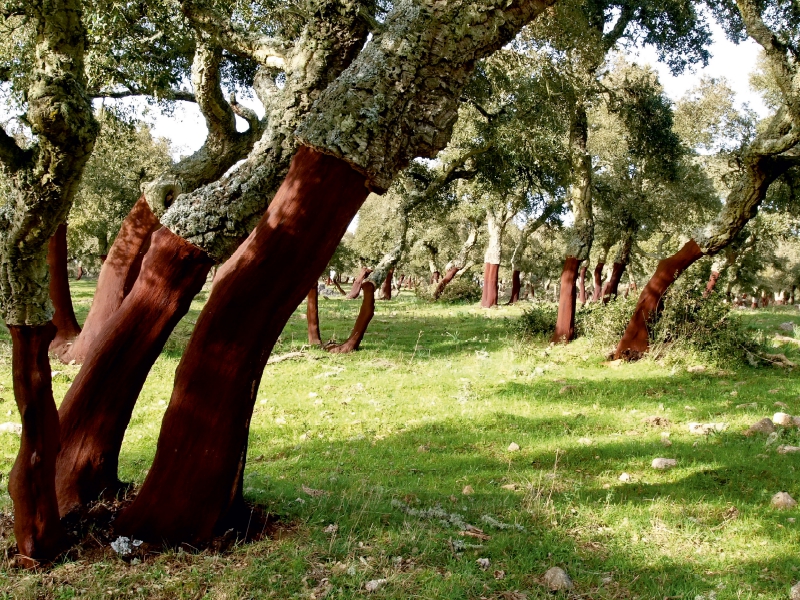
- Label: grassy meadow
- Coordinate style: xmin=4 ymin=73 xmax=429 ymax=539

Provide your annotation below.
xmin=1 ymin=280 xmax=800 ymax=599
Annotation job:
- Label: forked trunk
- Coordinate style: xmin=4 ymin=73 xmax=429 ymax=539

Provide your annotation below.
xmin=307 ymin=286 xmax=322 ymax=345
xmin=62 ymin=196 xmax=161 ymax=364
xmin=602 ymin=262 xmax=626 ymax=303
xmin=8 ymin=323 xmax=65 ymax=563
xmin=379 ymin=268 xmax=394 ymax=300
xmin=47 ymin=224 xmax=82 ymax=357
xmin=551 ymin=257 xmax=580 ymax=343
xmin=327 ymin=282 xmax=375 ymax=354
xmin=577 ymin=265 xmax=588 ymax=305
xmin=346 ymin=267 xmax=371 ymax=299
xmin=55 ymin=228 xmax=212 ymax=514
xmin=704 ymin=271 xmax=721 ymax=297
xmin=115 ymin=148 xmax=369 ymax=544
xmin=614 ymin=240 xmax=704 ymax=359
xmin=481 ymin=263 xmax=499 ymax=308
xmin=509 ymin=270 xmax=521 ymax=304
xmin=592 ymin=262 xmax=604 ymax=302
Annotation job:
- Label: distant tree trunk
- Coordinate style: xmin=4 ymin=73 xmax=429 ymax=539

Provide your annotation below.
xmin=55 ymin=228 xmax=212 ymax=515
xmin=332 ymin=274 xmax=347 ymax=295
xmin=751 ymin=294 xmax=758 ymax=309
xmin=578 ymin=265 xmax=588 ymax=305
xmin=8 ymin=323 xmax=65 ymax=563
xmin=75 ymin=265 xmax=83 ymax=280
xmin=614 ymin=240 xmax=704 ymax=359
xmin=552 ymin=257 xmax=580 ymax=343
xmin=397 ymin=273 xmax=405 ymax=288
xmin=481 ymin=210 xmax=507 ymax=308
xmin=592 ymin=262 xmax=604 ymax=302
xmin=346 ymin=266 xmax=372 ymax=299
xmin=704 ymin=271 xmax=721 ymax=297
xmin=47 ymin=224 xmax=82 ymax=357
xmin=603 ymin=262 xmax=626 ymax=302
xmin=509 ymin=270 xmax=521 ymax=304
xmin=481 ymin=263 xmax=499 ymax=307
xmin=307 ymin=286 xmax=322 ymax=345
xmin=115 ymin=148 xmax=370 ymax=544
xmin=791 ymin=285 xmax=796 ymax=305
xmin=328 ymin=282 xmax=375 ymax=353
xmin=434 ymin=223 xmax=479 ymax=299
xmin=379 ymin=267 xmax=394 ymax=300
xmin=431 ymin=271 xmax=440 ymax=284
xmin=61 ymin=196 xmax=161 ymax=364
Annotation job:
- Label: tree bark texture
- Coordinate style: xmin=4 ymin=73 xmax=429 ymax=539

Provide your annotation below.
xmin=62 ymin=196 xmax=161 ymax=364
xmin=328 ymin=282 xmax=376 ymax=354
xmin=704 ymin=270 xmax=721 ymax=297
xmin=346 ymin=267 xmax=372 ymax=299
xmin=509 ymin=270 xmax=521 ymax=304
xmin=55 ymin=229 xmax=212 ymax=515
xmin=481 ymin=263 xmax=499 ymax=308
xmin=8 ymin=323 xmax=65 ymax=563
xmin=592 ymin=262 xmax=604 ymax=302
xmin=307 ymin=286 xmax=322 ymax=345
xmin=115 ymin=148 xmax=369 ymax=544
xmin=578 ymin=265 xmax=588 ymax=305
xmin=379 ymin=268 xmax=394 ymax=300
xmin=551 ymin=257 xmax=580 ymax=343
xmin=48 ymin=224 xmax=82 ymax=356
xmin=603 ymin=262 xmax=626 ymax=302
xmin=614 ymin=240 xmax=704 ymax=359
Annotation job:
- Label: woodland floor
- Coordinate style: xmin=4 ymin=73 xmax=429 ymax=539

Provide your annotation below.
xmin=1 ymin=281 xmax=800 ymax=599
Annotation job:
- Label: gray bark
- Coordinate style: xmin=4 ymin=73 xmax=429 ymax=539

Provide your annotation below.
xmin=0 ymin=1 xmax=98 ymax=326
xmin=509 ymin=200 xmax=560 ymax=272
xmin=564 ymin=104 xmax=593 ymax=261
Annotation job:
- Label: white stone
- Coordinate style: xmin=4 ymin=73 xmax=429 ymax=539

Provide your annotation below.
xmin=543 ymin=567 xmax=573 ymax=591
xmin=688 ymin=422 xmax=728 ymax=435
xmin=771 ymin=492 xmax=797 ymax=509
xmin=777 ymin=446 xmax=800 ymax=454
xmin=687 ymin=365 xmax=706 ymax=373
xmin=791 ymin=581 xmax=800 ymax=600
xmin=619 ymin=472 xmax=632 ymax=482
xmin=507 ymin=442 xmax=520 ymax=452
xmin=577 ymin=437 xmax=593 ymax=446
xmin=0 ymin=422 xmax=21 ymax=435
xmin=773 ymin=412 xmax=793 ymax=426
xmin=365 ymin=579 xmax=387 ymax=592
xmin=652 ymin=458 xmax=677 ymax=470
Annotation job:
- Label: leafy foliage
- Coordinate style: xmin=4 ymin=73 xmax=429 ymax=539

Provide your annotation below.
xmin=516 ymin=303 xmax=559 ymax=338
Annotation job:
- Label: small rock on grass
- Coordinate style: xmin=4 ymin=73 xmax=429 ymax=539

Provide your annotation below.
xmin=0 ymin=422 xmax=21 ymax=435
xmin=771 ymin=492 xmax=798 ymax=509
xmin=746 ymin=418 xmax=776 ymax=435
xmin=365 ymin=579 xmax=387 ymax=593
xmin=643 ymin=415 xmax=670 ymax=427
xmin=508 ymin=442 xmax=520 ymax=452
xmin=688 ymin=422 xmax=728 ymax=435
xmin=687 ymin=365 xmax=706 ymax=373
xmin=476 ymin=558 xmax=490 ymax=570
xmin=661 ymin=432 xmax=672 ymax=447
xmin=462 ymin=485 xmax=474 ymax=495
xmin=791 ymin=581 xmax=800 ymax=600
xmin=577 ymin=437 xmax=592 ymax=446
xmin=652 ymin=458 xmax=677 ymax=470
xmin=619 ymin=472 xmax=632 ymax=482
xmin=774 ymin=413 xmax=794 ymax=427
xmin=777 ymin=445 xmax=800 ymax=454
xmin=543 ymin=567 xmax=574 ymax=591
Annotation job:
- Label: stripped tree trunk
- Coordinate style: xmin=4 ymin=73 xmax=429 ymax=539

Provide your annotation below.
xmin=379 ymin=267 xmax=394 ymax=300
xmin=578 ymin=265 xmax=588 ymax=305
xmin=434 ymin=224 xmax=479 ymax=299
xmin=592 ymin=261 xmax=605 ymax=302
xmin=48 ymin=224 xmax=82 ymax=356
xmin=603 ymin=228 xmax=634 ymax=302
xmin=307 ymin=286 xmax=322 ymax=345
xmin=552 ymin=257 xmax=580 ymax=343
xmin=481 ymin=210 xmax=506 ymax=308
xmin=509 ymin=270 xmax=522 ymax=304
xmin=328 ymin=282 xmax=376 ymax=353
xmin=346 ymin=266 xmax=372 ymax=299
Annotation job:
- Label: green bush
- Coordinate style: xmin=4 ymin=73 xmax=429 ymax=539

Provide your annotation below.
xmin=516 ymin=303 xmax=558 ymax=338
xmin=575 ymin=295 xmax=637 ymax=348
xmin=415 ymin=277 xmax=482 ymax=303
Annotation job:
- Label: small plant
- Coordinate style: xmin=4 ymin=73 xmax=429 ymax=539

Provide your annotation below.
xmin=516 ymin=303 xmax=558 ymax=338
xmin=415 ymin=277 xmax=482 ymax=303
xmin=575 ymin=295 xmax=637 ymax=348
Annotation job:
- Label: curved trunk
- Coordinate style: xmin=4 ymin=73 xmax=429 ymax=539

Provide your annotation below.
xmin=307 ymin=286 xmax=322 ymax=345
xmin=332 ymin=274 xmax=347 ymax=296
xmin=379 ymin=268 xmax=394 ymax=300
xmin=434 ymin=267 xmax=459 ymax=299
xmin=481 ymin=263 xmax=499 ymax=308
xmin=592 ymin=262 xmax=604 ymax=302
xmin=8 ymin=323 xmax=65 ymax=563
xmin=62 ymin=196 xmax=161 ymax=364
xmin=614 ymin=240 xmax=704 ymax=359
xmin=704 ymin=271 xmax=721 ymax=297
xmin=75 ymin=265 xmax=83 ymax=281
xmin=115 ymin=148 xmax=369 ymax=544
xmin=327 ymin=282 xmax=376 ymax=354
xmin=509 ymin=270 xmax=521 ymax=304
xmin=551 ymin=257 xmax=580 ymax=343
xmin=48 ymin=224 xmax=82 ymax=357
xmin=578 ymin=265 xmax=588 ymax=305
xmin=55 ymin=229 xmax=212 ymax=515
xmin=602 ymin=262 xmax=626 ymax=302
xmin=346 ymin=267 xmax=371 ymax=299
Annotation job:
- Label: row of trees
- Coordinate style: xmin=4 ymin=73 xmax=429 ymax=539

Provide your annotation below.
xmin=0 ymin=0 xmax=797 ymax=565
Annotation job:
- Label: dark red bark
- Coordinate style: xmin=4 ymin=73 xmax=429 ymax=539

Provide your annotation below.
xmin=552 ymin=257 xmax=580 ymax=343
xmin=704 ymin=270 xmax=721 ymax=297
xmin=75 ymin=266 xmax=83 ymax=281
xmin=434 ymin=267 xmax=459 ymax=299
xmin=615 ymin=240 xmax=704 ymax=360
xmin=398 ymin=273 xmax=405 ymax=288
xmin=578 ymin=265 xmax=588 ymax=305
xmin=307 ymin=286 xmax=322 ymax=345
xmin=509 ymin=270 xmax=521 ymax=304
xmin=48 ymin=224 xmax=82 ymax=357
xmin=55 ymin=228 xmax=212 ymax=515
xmin=602 ymin=262 xmax=626 ymax=303
xmin=62 ymin=196 xmax=161 ymax=364
xmin=380 ymin=267 xmax=394 ymax=300
xmin=8 ymin=323 xmax=65 ymax=564
xmin=327 ymin=281 xmax=375 ymax=354
xmin=115 ymin=147 xmax=369 ymax=544
xmin=591 ymin=262 xmax=604 ymax=302
xmin=751 ymin=295 xmax=758 ymax=309
xmin=481 ymin=263 xmax=499 ymax=308
xmin=346 ymin=267 xmax=372 ymax=299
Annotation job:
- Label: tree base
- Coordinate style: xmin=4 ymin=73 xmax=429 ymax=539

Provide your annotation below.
xmin=327 ymin=282 xmax=375 ymax=353
xmin=552 ymin=257 xmax=580 ymax=343
xmin=307 ymin=286 xmax=322 ymax=345
xmin=481 ymin=263 xmax=499 ymax=308
xmin=508 ymin=270 xmax=521 ymax=304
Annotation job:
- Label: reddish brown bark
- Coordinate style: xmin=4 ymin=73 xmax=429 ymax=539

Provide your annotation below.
xmin=8 ymin=323 xmax=65 ymax=563
xmin=615 ymin=240 xmax=704 ymax=359
xmin=380 ymin=267 xmax=394 ymax=300
xmin=332 ymin=275 xmax=347 ymax=295
xmin=307 ymin=286 xmax=322 ymax=345
xmin=115 ymin=147 xmax=369 ymax=544
xmin=751 ymin=295 xmax=758 ymax=309
xmin=398 ymin=273 xmax=405 ymax=288
xmin=434 ymin=267 xmax=459 ymax=299
xmin=602 ymin=262 xmax=626 ymax=303
xmin=62 ymin=196 xmax=161 ymax=364
xmin=346 ymin=267 xmax=372 ymax=299
xmin=48 ymin=224 xmax=82 ymax=357
xmin=327 ymin=281 xmax=375 ymax=354
xmin=431 ymin=271 xmax=440 ymax=284
xmin=55 ymin=228 xmax=212 ymax=515
xmin=591 ymin=262 xmax=604 ymax=302
xmin=509 ymin=270 xmax=521 ymax=304
xmin=99 ymin=255 xmax=108 ymax=263
xmin=75 ymin=265 xmax=83 ymax=280
xmin=481 ymin=263 xmax=499 ymax=308
xmin=578 ymin=265 xmax=588 ymax=305
xmin=552 ymin=257 xmax=580 ymax=343
xmin=703 ymin=270 xmax=721 ymax=297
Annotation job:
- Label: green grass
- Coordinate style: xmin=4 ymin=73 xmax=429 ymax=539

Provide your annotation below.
xmin=1 ymin=283 xmax=799 ymax=599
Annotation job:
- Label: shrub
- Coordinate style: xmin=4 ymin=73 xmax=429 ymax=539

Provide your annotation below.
xmin=415 ymin=277 xmax=482 ymax=303
xmin=516 ymin=303 xmax=558 ymax=338
xmin=575 ymin=295 xmax=637 ymax=348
